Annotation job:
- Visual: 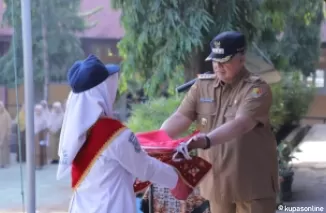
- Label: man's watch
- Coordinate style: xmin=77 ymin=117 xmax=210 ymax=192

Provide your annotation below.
xmin=203 ymin=135 xmax=211 ymax=150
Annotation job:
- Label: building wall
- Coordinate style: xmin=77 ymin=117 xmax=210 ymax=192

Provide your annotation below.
xmin=0 ymin=37 xmax=123 ymax=118
xmin=5 ymin=83 xmax=70 ymax=118
xmin=0 ymin=86 xmax=7 ymax=104
xmin=0 ymin=36 xmax=122 ymax=62
xmin=81 ymin=38 xmax=122 ymax=64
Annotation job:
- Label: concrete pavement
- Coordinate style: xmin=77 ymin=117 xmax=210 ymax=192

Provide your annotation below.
xmin=0 ymin=155 xmax=143 ymax=213
xmin=1 ymin=125 xmax=326 ymax=213
xmin=0 ymin=155 xmax=71 ymax=213
xmin=277 ymin=124 xmax=326 ymax=213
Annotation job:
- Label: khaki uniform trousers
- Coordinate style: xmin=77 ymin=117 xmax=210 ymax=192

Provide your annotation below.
xmin=209 ymin=197 xmax=276 ymax=213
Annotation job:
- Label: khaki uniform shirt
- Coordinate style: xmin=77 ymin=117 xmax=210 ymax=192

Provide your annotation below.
xmin=177 ymin=69 xmax=279 ymax=203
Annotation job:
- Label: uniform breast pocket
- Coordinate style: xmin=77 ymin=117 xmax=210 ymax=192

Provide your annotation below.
xmin=196 ymin=103 xmax=217 ymax=133
xmin=224 ymin=106 xmax=237 ymax=122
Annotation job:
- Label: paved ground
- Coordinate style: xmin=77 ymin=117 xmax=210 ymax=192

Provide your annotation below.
xmin=0 ymin=155 xmax=71 ymax=213
xmin=277 ymin=124 xmax=326 ymax=213
xmin=0 ymin=155 xmax=142 ymax=213
xmin=1 ymin=125 xmax=326 ymax=213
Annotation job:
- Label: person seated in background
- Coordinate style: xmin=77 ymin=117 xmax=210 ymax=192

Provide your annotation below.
xmin=34 ymin=104 xmax=48 ymax=169
xmin=0 ymin=101 xmax=12 ymax=168
xmin=48 ymin=102 xmax=64 ymax=164
xmin=15 ymin=103 xmax=26 ymax=162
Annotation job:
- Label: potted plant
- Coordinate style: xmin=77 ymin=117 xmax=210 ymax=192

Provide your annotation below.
xmin=277 ymin=141 xmax=295 ymax=202
xmin=127 ymin=95 xmax=196 ymax=133
xmin=271 ymin=71 xmax=315 ymax=144
xmin=270 ymin=82 xmax=287 ymax=144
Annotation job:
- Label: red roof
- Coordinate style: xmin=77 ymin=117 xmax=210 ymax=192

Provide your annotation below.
xmin=0 ymin=0 xmax=124 ymax=39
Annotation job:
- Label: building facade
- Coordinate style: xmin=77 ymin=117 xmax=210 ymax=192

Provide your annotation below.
xmin=0 ymin=0 xmax=124 ymax=113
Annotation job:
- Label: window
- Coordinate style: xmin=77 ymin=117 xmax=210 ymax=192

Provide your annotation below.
xmin=108 ymin=48 xmax=113 ymax=56
xmin=307 ymin=69 xmax=325 ymax=88
xmin=94 ymin=46 xmax=101 ymax=56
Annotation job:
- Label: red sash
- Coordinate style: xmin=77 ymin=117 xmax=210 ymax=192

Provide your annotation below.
xmin=71 ymin=118 xmax=127 ymax=189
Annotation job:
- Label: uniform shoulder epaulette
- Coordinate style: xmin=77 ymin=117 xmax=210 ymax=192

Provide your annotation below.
xmin=197 ymin=73 xmax=216 ymax=80
xmin=250 ymin=75 xmax=260 ymax=81
xmin=246 ymin=74 xmax=262 ymax=83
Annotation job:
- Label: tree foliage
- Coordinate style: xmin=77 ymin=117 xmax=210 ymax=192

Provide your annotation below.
xmin=256 ymin=0 xmax=324 ymax=76
xmin=284 ymin=1 xmax=324 ymax=76
xmin=0 ymin=0 xmax=88 ymax=87
xmin=112 ymin=0 xmax=262 ymax=96
xmin=112 ymin=0 xmax=324 ymax=97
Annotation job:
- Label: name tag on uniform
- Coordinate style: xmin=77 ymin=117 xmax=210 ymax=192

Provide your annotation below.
xmin=200 ymin=98 xmax=214 ymax=103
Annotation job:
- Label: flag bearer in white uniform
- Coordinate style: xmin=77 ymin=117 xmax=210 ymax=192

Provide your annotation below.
xmin=57 ymin=55 xmax=188 ymax=213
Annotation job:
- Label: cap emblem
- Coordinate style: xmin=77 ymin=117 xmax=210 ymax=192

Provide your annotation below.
xmin=214 ymin=41 xmax=220 ymax=48
xmin=212 ymin=41 xmax=224 ymax=54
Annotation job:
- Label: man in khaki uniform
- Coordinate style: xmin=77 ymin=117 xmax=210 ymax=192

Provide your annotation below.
xmin=161 ymin=31 xmax=278 ymax=213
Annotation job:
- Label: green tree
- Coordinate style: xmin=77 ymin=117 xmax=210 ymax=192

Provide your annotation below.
xmin=256 ymin=0 xmax=324 ymax=74
xmin=112 ymin=0 xmax=262 ymax=96
xmin=0 ymin=1 xmax=100 ymax=97
xmin=113 ymin=0 xmax=324 ymax=97
xmin=253 ymin=0 xmax=291 ymax=70
xmin=284 ymin=0 xmax=323 ymax=76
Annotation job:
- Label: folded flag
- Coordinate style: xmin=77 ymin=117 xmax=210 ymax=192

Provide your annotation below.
xmin=133 ymin=130 xmax=212 ymax=200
